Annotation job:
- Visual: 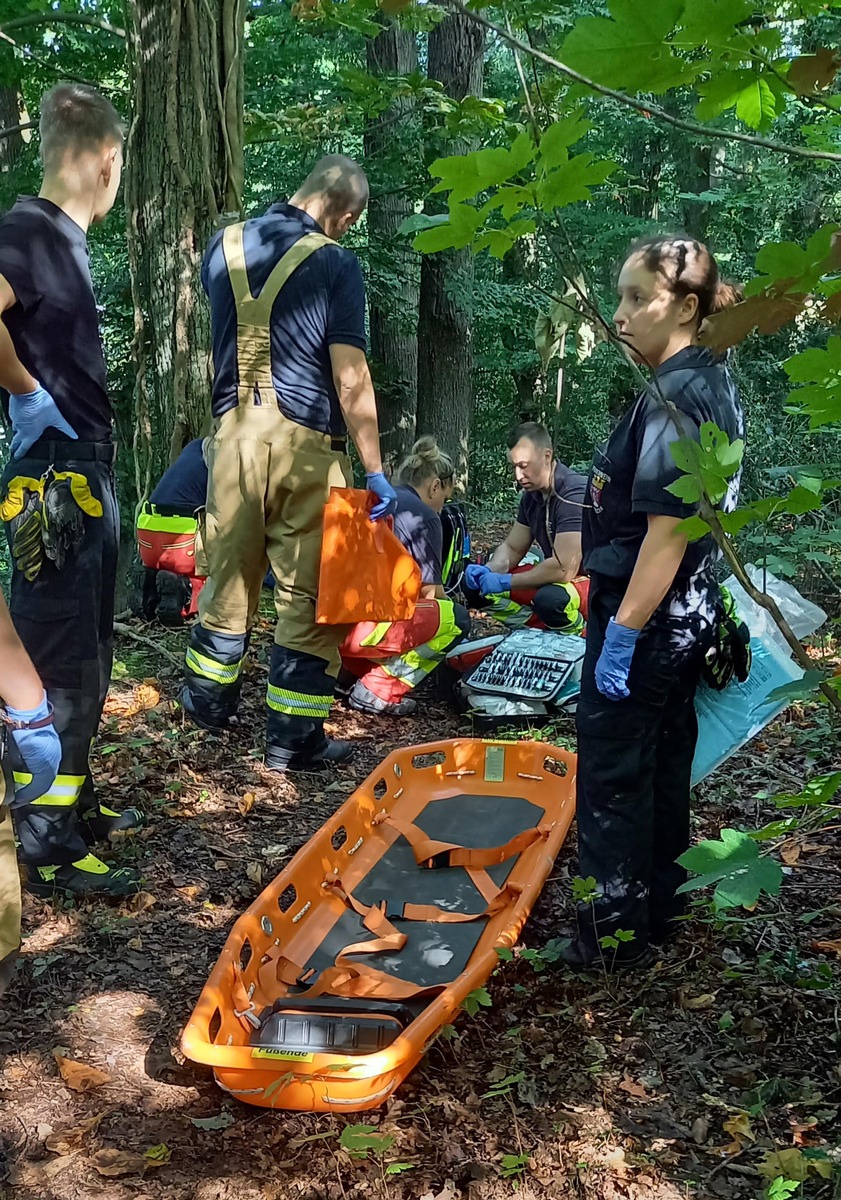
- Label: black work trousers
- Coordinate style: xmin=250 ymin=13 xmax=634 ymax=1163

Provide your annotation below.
xmin=1 ymin=442 xmax=118 ymax=867
xmin=574 ymin=574 xmax=704 ymax=959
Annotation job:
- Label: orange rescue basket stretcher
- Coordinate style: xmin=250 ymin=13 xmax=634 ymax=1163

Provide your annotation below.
xmin=316 ymin=487 xmax=421 ymax=625
xmin=181 ymin=738 xmax=577 ymax=1112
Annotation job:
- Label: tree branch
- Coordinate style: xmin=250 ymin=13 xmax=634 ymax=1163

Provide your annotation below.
xmin=440 ymin=0 xmax=841 ymax=166
xmin=0 ymin=13 xmax=125 ymax=38
xmin=0 ymin=120 xmax=34 ymax=144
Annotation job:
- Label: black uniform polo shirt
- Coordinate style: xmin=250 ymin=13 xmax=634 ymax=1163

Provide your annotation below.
xmin=202 ymin=202 xmax=367 ymax=437
xmin=583 ymin=346 xmax=744 ymax=620
xmin=150 ymin=437 xmax=208 ymax=516
xmin=0 ymin=196 xmax=111 ymax=443
xmin=517 ymin=461 xmax=587 ymax=558
xmin=393 ymin=484 xmax=444 ymax=588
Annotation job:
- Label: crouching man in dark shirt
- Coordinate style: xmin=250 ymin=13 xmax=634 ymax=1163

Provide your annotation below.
xmin=136 ymin=438 xmax=210 ymax=626
xmin=464 ymin=421 xmax=589 ymax=634
xmin=0 ymin=85 xmax=143 ymax=899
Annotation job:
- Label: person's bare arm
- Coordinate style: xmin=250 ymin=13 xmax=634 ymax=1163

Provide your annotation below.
xmin=487 ymin=522 xmax=532 ymax=572
xmin=0 ymin=275 xmax=36 ymax=396
xmin=615 ymin=514 xmax=687 ymax=629
xmin=330 ymin=343 xmax=383 ymax=475
xmin=0 ymin=594 xmax=44 ymax=710
xmin=511 ymin=530 xmax=582 ymax=588
xmin=421 ymin=583 xmax=447 ymax=600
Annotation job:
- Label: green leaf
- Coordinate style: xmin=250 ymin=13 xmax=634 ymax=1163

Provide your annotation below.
xmin=676 ymin=514 xmax=711 ymax=541
xmin=191 ymin=1112 xmax=235 ymax=1131
xmin=735 ymin=74 xmax=786 ymax=130
xmin=398 ymin=212 xmax=449 ymax=237
xmin=665 ymin=475 xmax=702 ymax=502
xmin=473 ymin=218 xmax=537 ymax=260
xmin=677 ymin=828 xmax=783 ymax=910
xmin=537 ymin=110 xmax=591 ymax=171
xmin=536 ymin=153 xmax=616 ymax=211
xmin=463 ymin=985 xmax=493 ymax=1017
xmin=774 ymin=771 xmax=841 ymax=809
xmin=412 ymin=202 xmax=483 ymax=254
xmin=339 ymin=1124 xmax=395 ymax=1159
xmin=429 ymin=131 xmax=535 ymax=204
xmin=699 ymin=423 xmax=744 ymax=476
xmin=782 ymin=485 xmax=824 ymax=515
xmin=560 ymin=0 xmax=694 ymax=93
xmin=674 ymin=0 xmax=756 ymax=48
xmin=765 ymin=670 xmax=824 ymax=706
xmin=386 ymin=1163 xmax=416 ymax=1176
xmin=571 ymin=875 xmax=598 ymax=903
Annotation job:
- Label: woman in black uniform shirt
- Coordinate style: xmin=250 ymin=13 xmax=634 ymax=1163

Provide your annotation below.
xmin=565 ymin=236 xmax=744 ymax=969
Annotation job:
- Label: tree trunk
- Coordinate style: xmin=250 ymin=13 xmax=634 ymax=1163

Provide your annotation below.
xmin=416 ymin=13 xmax=484 ymax=486
xmin=364 ymin=22 xmax=420 ymax=474
xmin=0 ymin=84 xmax=24 ymax=169
xmin=124 ymin=0 xmax=245 ymax=510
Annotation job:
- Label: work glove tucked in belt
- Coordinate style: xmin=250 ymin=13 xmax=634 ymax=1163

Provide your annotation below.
xmin=1 ymin=469 xmax=103 ymax=578
xmin=701 ymin=586 xmax=752 ymax=691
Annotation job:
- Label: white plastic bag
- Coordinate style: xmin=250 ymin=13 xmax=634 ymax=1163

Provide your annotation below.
xmin=722 ymin=567 xmax=826 ymax=658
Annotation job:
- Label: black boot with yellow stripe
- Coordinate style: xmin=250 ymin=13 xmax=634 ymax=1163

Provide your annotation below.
xmin=26 ymin=853 xmax=143 ymax=899
xmin=80 ymin=803 xmax=147 ymax=843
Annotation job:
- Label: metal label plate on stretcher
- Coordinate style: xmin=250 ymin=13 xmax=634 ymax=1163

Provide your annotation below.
xmin=466 ymin=628 xmax=586 ymax=701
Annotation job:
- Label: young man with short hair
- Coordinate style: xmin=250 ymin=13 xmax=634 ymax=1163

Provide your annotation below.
xmin=464 ymin=421 xmax=589 ymax=632
xmin=0 ymin=83 xmax=143 ymax=898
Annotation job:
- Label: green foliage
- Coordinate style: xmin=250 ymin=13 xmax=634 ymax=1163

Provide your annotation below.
xmin=571 ymin=875 xmax=598 ymax=904
xmin=677 ymin=829 xmax=783 ymax=911
xmin=463 ymin=985 xmax=493 ymax=1016
xmin=598 ymin=929 xmax=636 ymax=951
xmin=339 ymin=1124 xmax=396 ymax=1159
xmin=784 ymin=336 xmax=841 ymax=429
xmin=559 ymin=0 xmax=693 ymax=94
xmin=773 ymin=771 xmax=841 ymax=808
xmin=499 ymin=1152 xmax=530 ymax=1179
xmin=667 ymin=421 xmax=744 ymax=505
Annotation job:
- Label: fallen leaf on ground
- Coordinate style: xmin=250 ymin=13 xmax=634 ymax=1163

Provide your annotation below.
xmin=53 ymin=1053 xmax=112 ymax=1093
xmin=679 ymin=991 xmax=717 ymax=1011
xmin=45 ymin=1112 xmax=106 ymax=1153
xmin=191 ymin=1112 xmax=236 ymax=1131
xmin=780 ymin=841 xmax=801 ymax=865
xmin=810 ymin=937 xmax=841 ymax=957
xmin=617 ymin=1074 xmax=650 ymax=1099
xmin=237 ymin=792 xmax=256 ymax=816
xmin=722 ymin=1112 xmax=754 ymax=1153
xmin=691 ymin=1116 xmax=709 ymax=1145
xmin=246 ymin=862 xmax=263 ymax=886
xmin=91 ymin=1148 xmax=168 ymax=1177
xmin=261 ymin=844 xmax=289 ymax=858
xmin=176 ymin=885 xmax=201 ymax=899
xmin=126 ymin=891 xmax=157 ymax=914
xmin=42 ymin=1155 xmax=76 ymax=1179
xmin=758 ymin=1147 xmax=832 ymax=1181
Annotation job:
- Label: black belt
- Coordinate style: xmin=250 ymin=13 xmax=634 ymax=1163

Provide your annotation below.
xmin=330 ymin=436 xmax=347 ymax=452
xmin=23 ymin=439 xmax=116 ymax=464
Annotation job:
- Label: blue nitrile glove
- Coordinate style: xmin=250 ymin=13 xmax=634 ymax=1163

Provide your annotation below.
xmin=9 ymin=384 xmax=78 ymax=459
xmin=594 ymin=617 xmax=641 ymax=701
xmin=366 ymin=472 xmax=398 ymax=521
xmin=6 ymin=693 xmax=61 ymax=804
xmin=478 ymin=570 xmax=512 ymax=597
xmin=464 ymin=563 xmax=490 ymax=592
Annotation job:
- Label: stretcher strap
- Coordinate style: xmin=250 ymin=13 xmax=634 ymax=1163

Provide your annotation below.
xmin=375 ymin=813 xmax=550 ymax=871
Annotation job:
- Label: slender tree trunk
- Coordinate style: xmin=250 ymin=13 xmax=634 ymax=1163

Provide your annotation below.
xmin=124 ymin=0 xmax=245 ymax=510
xmin=0 ymin=85 xmax=24 ymax=169
xmin=416 ymin=13 xmax=484 ymax=486
xmin=364 ymin=22 xmax=420 ymax=474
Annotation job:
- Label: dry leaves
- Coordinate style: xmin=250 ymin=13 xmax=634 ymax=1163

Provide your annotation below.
xmin=237 ymin=791 xmax=256 ymax=816
xmin=788 ymin=47 xmax=841 ymax=94
xmin=721 ymin=1112 xmax=755 ymax=1154
xmin=91 ymin=1147 xmax=171 ymax=1177
xmin=126 ymin=891 xmax=157 ymax=914
xmin=810 ymin=937 xmax=841 ymax=957
xmin=45 ymin=1112 xmax=105 ymax=1154
xmin=104 ymin=681 xmax=161 ymax=719
xmin=617 ymin=1074 xmax=651 ymax=1100
xmin=246 ymin=861 xmax=263 ymax=886
xmin=53 ymin=1053 xmax=112 ymax=1093
xmin=679 ymin=991 xmax=717 ymax=1011
xmin=701 ymin=293 xmax=808 ymax=352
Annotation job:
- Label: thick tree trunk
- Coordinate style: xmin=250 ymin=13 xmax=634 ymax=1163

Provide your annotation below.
xmin=125 ymin=0 xmax=245 ymax=509
xmin=364 ymin=23 xmax=420 ymax=474
xmin=416 ymin=13 xmax=484 ymax=486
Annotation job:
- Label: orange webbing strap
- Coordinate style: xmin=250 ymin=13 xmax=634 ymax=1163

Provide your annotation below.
xmin=375 ymin=814 xmax=551 ymax=871
xmin=246 ymin=878 xmax=525 ymax=1007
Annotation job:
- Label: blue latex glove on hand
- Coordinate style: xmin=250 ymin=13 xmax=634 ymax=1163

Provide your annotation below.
xmin=478 ymin=570 xmax=512 ymax=597
xmin=9 ymin=384 xmax=78 ymax=459
xmin=366 ymin=472 xmax=398 ymax=521
xmin=6 ymin=693 xmax=61 ymax=804
xmin=464 ymin=563 xmax=489 ymax=592
xmin=594 ymin=617 xmax=641 ymax=700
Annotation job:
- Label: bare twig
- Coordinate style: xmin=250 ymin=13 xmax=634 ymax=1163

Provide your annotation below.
xmin=439 ymin=0 xmax=841 ymax=166
xmin=113 ymin=622 xmax=182 ymax=670
xmin=0 ymin=13 xmax=125 ymax=38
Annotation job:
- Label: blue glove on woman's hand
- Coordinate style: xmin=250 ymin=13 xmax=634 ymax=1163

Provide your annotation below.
xmin=594 ymin=618 xmax=640 ymax=700
xmin=464 ymin=563 xmax=489 ymax=591
xmin=366 ymin=472 xmax=398 ymax=521
xmin=6 ymin=693 xmax=61 ymax=804
xmin=478 ymin=570 xmax=512 ymax=597
xmin=9 ymin=384 xmax=78 ymax=459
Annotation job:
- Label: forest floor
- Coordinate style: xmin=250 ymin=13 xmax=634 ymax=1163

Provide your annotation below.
xmin=1 ymin=572 xmax=839 ymax=1200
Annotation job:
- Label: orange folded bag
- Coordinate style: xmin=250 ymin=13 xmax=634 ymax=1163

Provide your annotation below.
xmin=316 ymin=487 xmax=421 ymax=625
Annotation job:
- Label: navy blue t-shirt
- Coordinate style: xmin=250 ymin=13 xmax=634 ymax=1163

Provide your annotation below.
xmin=149 ymin=438 xmax=208 ymax=516
xmin=0 ymin=197 xmax=112 ymax=442
xmin=516 ymin=462 xmax=587 ymax=558
xmin=393 ymin=485 xmax=443 ymax=588
xmin=202 ymin=203 xmax=367 ymax=436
